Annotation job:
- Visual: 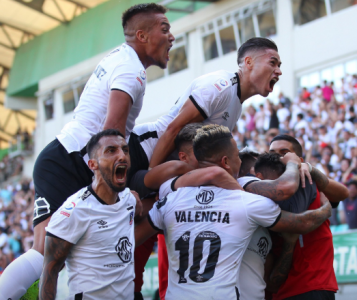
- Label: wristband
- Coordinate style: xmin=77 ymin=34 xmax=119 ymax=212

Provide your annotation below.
xmin=306 ymin=162 xmax=312 ymax=173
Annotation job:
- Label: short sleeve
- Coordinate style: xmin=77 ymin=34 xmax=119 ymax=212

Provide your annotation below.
xmin=46 ymin=199 xmax=89 ymax=244
xmin=148 ymin=196 xmax=168 ymax=231
xmin=190 ymin=79 xmax=229 ymax=119
xmin=159 ymin=178 xmax=175 ymax=198
xmin=238 ymin=176 xmax=261 ymax=189
xmin=110 ymin=63 xmax=145 ymax=104
xmin=246 ymin=194 xmax=282 ymax=228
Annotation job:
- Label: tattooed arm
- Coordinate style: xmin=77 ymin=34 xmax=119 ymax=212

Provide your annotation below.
xmin=310 ymin=166 xmax=349 ymax=203
xmin=39 ymin=234 xmax=73 ymax=300
xmin=245 ymin=162 xmax=300 ymax=201
xmin=270 ymin=192 xmax=331 ymax=234
xmin=264 ymin=233 xmax=299 ymax=293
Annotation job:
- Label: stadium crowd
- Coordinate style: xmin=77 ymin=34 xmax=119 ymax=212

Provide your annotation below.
xmin=0 ymin=179 xmax=34 ymax=273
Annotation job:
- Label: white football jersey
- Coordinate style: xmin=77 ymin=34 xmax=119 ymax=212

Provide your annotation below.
xmin=46 ymin=186 xmax=136 ymax=300
xmin=57 ymin=43 xmax=146 ymax=154
xmin=133 ymin=70 xmax=242 ymax=161
xmin=239 ymin=227 xmax=272 ymax=300
xmin=148 ymin=186 xmax=281 ymax=300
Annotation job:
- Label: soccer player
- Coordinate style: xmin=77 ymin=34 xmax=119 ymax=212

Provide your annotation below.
xmin=0 ymin=4 xmax=174 ymax=299
xmin=267 ymin=135 xmax=348 ymax=300
xmin=135 ymin=125 xmax=331 ymax=300
xmin=39 ymin=129 xmax=139 ymax=299
xmin=127 ymin=37 xmax=282 ymax=194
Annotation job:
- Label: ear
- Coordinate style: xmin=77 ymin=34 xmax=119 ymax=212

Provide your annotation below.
xmin=178 ymin=151 xmax=188 ymax=163
xmin=136 ymin=29 xmax=148 ymax=43
xmin=88 ymin=158 xmax=98 ymax=171
xmin=220 ymin=155 xmax=230 ymax=170
xmin=255 ymin=172 xmax=264 ymax=180
xmin=244 ymin=56 xmax=253 ymax=70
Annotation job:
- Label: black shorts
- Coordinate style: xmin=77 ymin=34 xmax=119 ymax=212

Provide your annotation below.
xmin=284 ymin=290 xmax=335 ymax=300
xmin=32 ymin=139 xmax=93 ymax=227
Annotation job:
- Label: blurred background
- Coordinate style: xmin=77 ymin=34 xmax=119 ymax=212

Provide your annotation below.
xmin=0 ymin=0 xmax=357 ymax=299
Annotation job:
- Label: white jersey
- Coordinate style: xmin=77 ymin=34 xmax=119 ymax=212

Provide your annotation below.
xmin=46 ymin=186 xmax=136 ymax=300
xmin=148 ymin=186 xmax=281 ymax=300
xmin=133 ymin=70 xmax=242 ymax=161
xmin=57 ymin=43 xmax=146 ymax=154
xmin=239 ymin=227 xmax=272 ymax=300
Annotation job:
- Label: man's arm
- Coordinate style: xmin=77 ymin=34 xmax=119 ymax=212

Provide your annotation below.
xmin=269 ymin=192 xmax=331 ymax=234
xmin=264 ymin=233 xmax=299 ymax=293
xmin=149 ymin=99 xmax=205 ymax=168
xmin=174 ymin=166 xmax=242 ymax=190
xmin=39 ymin=235 xmax=73 ymax=300
xmin=310 ymin=166 xmax=349 ymax=203
xmin=135 ymin=216 xmax=159 ymax=247
xmin=103 ymin=90 xmax=132 ymax=134
xmin=144 ymin=161 xmax=194 ymax=190
xmin=245 ymin=162 xmax=300 ymax=201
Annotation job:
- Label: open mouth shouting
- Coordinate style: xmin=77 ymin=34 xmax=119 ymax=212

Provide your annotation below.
xmin=269 ymin=77 xmax=279 ymax=93
xmin=114 ymin=164 xmax=128 ymax=185
xmin=167 ymin=45 xmax=172 ymax=61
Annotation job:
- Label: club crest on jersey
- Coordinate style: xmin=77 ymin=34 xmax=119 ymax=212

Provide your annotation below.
xmin=213 ymin=78 xmax=230 ymax=93
xmin=116 ymin=237 xmax=132 ymax=263
xmin=129 ymin=211 xmax=134 ymax=225
xmin=257 ymin=237 xmax=269 ymax=259
xmin=196 ymin=190 xmax=214 ymax=205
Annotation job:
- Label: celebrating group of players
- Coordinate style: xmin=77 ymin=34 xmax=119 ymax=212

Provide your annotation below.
xmin=0 ymin=3 xmax=350 ymax=300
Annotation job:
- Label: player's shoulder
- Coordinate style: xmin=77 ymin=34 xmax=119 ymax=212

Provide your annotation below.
xmin=238 ymin=176 xmax=261 ymax=189
xmin=194 ymin=70 xmax=235 ymax=92
xmin=159 ymin=177 xmax=176 ymax=199
xmin=119 ymin=187 xmax=136 ymax=205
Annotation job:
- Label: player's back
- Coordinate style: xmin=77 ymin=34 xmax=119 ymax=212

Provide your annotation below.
xmin=149 ymin=185 xmax=280 ymax=300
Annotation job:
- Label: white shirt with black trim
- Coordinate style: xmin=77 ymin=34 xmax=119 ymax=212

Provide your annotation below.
xmin=133 ymin=70 xmax=242 ymax=161
xmin=148 ymin=186 xmax=281 ymax=300
xmin=46 ymin=186 xmax=136 ymax=300
xmin=239 ymin=227 xmax=272 ymax=300
xmin=57 ymin=43 xmax=146 ymax=154
xmin=238 ymin=175 xmax=261 ymax=189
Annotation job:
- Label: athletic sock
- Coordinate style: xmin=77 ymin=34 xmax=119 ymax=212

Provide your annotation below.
xmin=0 ymin=249 xmax=44 ymax=300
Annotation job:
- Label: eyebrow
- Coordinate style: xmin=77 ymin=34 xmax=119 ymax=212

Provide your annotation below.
xmin=161 ymin=22 xmax=170 ymax=28
xmin=270 ymin=56 xmax=282 ymax=66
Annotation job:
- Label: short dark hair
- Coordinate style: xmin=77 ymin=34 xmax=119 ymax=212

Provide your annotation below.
xmin=239 ymin=151 xmax=259 ymax=177
xmin=297 ymin=113 xmax=304 ymax=119
xmin=270 ymin=134 xmax=303 ymax=157
xmin=87 ymin=129 xmax=125 ymax=159
xmin=347 ymin=180 xmax=357 ymax=189
xmin=174 ymin=123 xmax=203 ymax=151
xmin=254 ymin=153 xmax=286 ymax=179
xmin=122 ymin=3 xmax=167 ymax=28
xmin=193 ymin=124 xmax=233 ymax=162
xmin=237 ymin=37 xmax=278 ymax=65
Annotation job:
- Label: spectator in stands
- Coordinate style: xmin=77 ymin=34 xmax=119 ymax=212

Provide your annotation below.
xmin=343 ymin=181 xmax=357 ymax=229
xmin=322 ymin=80 xmax=334 ymax=103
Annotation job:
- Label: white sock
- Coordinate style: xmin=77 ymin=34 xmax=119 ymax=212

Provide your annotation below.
xmin=0 ymin=249 xmax=43 ymax=300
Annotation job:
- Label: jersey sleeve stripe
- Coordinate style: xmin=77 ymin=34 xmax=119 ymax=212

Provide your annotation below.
xmin=242 ymin=179 xmax=260 ymax=189
xmin=266 ymin=212 xmax=282 ymax=229
xmin=110 ymin=88 xmax=134 ymax=103
xmin=147 ymin=214 xmax=163 ymax=231
xmin=189 ymin=95 xmax=208 ymax=119
xmin=46 ymin=231 xmax=67 ymax=242
xmin=171 ymin=175 xmax=182 ymax=192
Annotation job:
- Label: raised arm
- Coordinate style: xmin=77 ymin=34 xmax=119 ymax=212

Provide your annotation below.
xmin=269 ymin=192 xmax=331 ymax=234
xmin=245 ymin=161 xmax=300 ymax=202
xmin=264 ymin=233 xmax=299 ymax=293
xmin=39 ymin=235 xmax=73 ymax=300
xmin=310 ymin=166 xmax=349 ymax=203
xmin=149 ymin=99 xmax=204 ymax=168
xmin=144 ymin=161 xmax=194 ymax=190
xmin=174 ymin=166 xmax=242 ymax=190
xmin=103 ymin=90 xmax=133 ymax=135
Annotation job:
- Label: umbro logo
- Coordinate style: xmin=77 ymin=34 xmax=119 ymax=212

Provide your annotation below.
xmin=222 ymin=112 xmax=229 ymax=121
xmin=97 ymin=220 xmax=108 ymax=228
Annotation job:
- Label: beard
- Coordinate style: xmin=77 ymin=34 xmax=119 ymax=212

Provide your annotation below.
xmin=98 ymin=164 xmax=126 ymax=193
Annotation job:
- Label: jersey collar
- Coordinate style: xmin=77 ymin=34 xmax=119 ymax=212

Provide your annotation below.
xmin=235 ymin=72 xmax=241 ymax=100
xmin=87 ymin=185 xmax=120 ymax=205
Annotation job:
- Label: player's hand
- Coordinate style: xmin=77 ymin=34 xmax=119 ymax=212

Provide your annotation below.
xmin=280 ymin=232 xmax=299 ymax=244
xmin=131 ymin=190 xmax=143 ymax=217
xmin=280 ymin=152 xmax=301 ymax=168
xmin=300 ymin=163 xmax=313 ymax=188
